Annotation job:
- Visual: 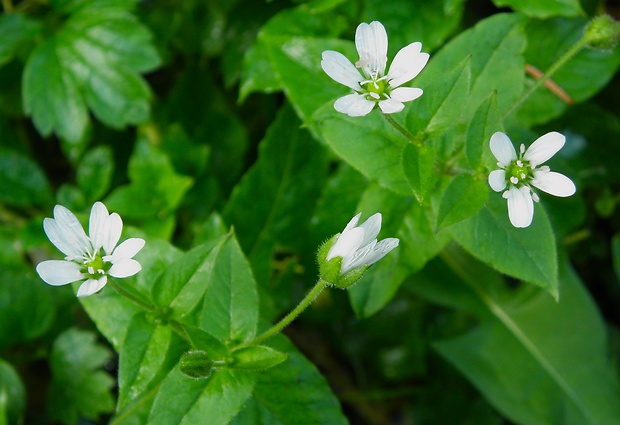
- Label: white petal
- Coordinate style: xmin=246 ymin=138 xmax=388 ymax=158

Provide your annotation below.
xmin=327 ymin=227 xmax=365 ymax=261
xmin=321 ymin=50 xmax=363 ymax=91
xmin=343 ymin=213 xmax=362 ymax=233
xmin=36 ymin=260 xmax=84 ymax=286
xmin=358 ymin=213 xmax=382 ymax=247
xmin=506 ymin=186 xmax=534 ymax=228
xmin=334 ymin=93 xmax=375 ymax=117
xmin=378 ymin=98 xmax=405 ymax=114
xmin=531 ymin=171 xmax=576 ymax=197
xmin=490 ymin=132 xmax=517 ymax=167
xmin=89 ymin=202 xmax=109 ymax=252
xmin=102 ymin=213 xmax=122 ymax=255
xmin=488 ymin=169 xmax=507 ymax=192
xmin=355 ymin=21 xmax=388 ymax=76
xmin=365 ymin=238 xmax=399 ymax=266
xmin=45 ymin=205 xmax=91 ymax=258
xmin=524 ymin=132 xmax=565 ymax=167
xmin=109 ymin=259 xmax=142 ymax=278
xmin=77 ymin=276 xmax=107 ymax=297
xmin=390 ymin=87 xmax=423 ymax=102
xmin=106 ymin=238 xmax=145 ymax=262
xmin=387 ymin=43 xmax=429 ymax=88
xmin=342 ymin=240 xmax=375 ymax=274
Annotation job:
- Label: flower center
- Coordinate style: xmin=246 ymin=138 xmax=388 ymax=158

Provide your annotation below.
xmin=361 ymin=76 xmax=389 ymax=101
xmin=506 ymin=159 xmax=533 ymax=186
xmin=82 ymin=255 xmax=110 ymax=278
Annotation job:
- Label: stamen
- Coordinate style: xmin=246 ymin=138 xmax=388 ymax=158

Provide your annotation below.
xmin=369 ymin=92 xmax=380 ymax=100
xmin=520 ymin=173 xmax=526 ymax=179
xmin=532 ymin=192 xmax=540 ymax=202
xmin=516 ymin=160 xmax=523 ymax=167
xmin=88 ymin=266 xmax=95 ymax=275
xmin=520 ymin=144 xmax=525 ymax=154
xmin=502 ymin=191 xmax=510 ymax=199
xmin=510 ymin=176 xmax=519 ymax=185
xmin=540 ymin=165 xmax=550 ymax=173
xmin=97 ymin=269 xmax=105 ymax=275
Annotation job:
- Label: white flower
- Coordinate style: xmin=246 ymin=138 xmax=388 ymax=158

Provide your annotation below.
xmin=36 ymin=202 xmax=145 ymax=297
xmin=321 ymin=21 xmax=429 ymax=117
xmin=488 ymin=131 xmax=576 ymax=228
xmin=327 ymin=213 xmax=399 ymax=274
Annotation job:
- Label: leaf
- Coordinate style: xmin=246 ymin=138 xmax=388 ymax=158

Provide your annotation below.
xmin=229 ymin=346 xmax=288 ymax=371
xmin=491 ymin=0 xmax=584 ymax=18
xmin=0 ymin=14 xmax=41 ymax=67
xmin=429 ymin=247 xmax=620 ymax=425
xmin=465 ymin=91 xmax=503 ymax=170
xmin=76 ymin=145 xmax=114 ymax=202
xmin=200 ymin=235 xmax=259 ymax=345
xmin=148 ymin=368 xmax=255 ymax=425
xmin=405 ymin=56 xmax=472 ymax=137
xmin=402 ymin=142 xmax=437 ymax=203
xmin=435 ymin=174 xmax=489 ymax=231
xmin=514 ymin=17 xmax=620 ymax=127
xmin=117 ymin=313 xmax=186 ymax=412
xmin=23 ymin=2 xmax=160 ymax=144
xmin=223 ymin=104 xmax=327 ymax=286
xmin=0 ymin=359 xmax=25 ymax=425
xmin=47 ymin=328 xmax=115 ymax=425
xmin=314 ymin=104 xmax=412 ymax=195
xmin=230 ymin=332 xmax=348 ymax=425
xmin=450 ymin=192 xmax=559 ymax=298
xmin=0 ymin=149 xmax=53 ymax=207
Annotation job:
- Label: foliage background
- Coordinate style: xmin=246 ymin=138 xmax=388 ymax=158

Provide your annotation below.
xmin=1 ymin=0 xmax=620 ymax=423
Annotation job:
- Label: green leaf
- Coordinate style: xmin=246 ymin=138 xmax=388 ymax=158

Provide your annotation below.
xmin=465 ymin=92 xmax=503 ymax=170
xmin=200 ymin=235 xmax=259 ymax=344
xmin=315 ymin=104 xmax=412 ymax=195
xmin=405 ymin=56 xmax=471 ymax=137
xmin=430 ymin=247 xmax=620 ymax=425
xmin=491 ymin=0 xmax=584 ymax=18
xmin=402 ymin=142 xmax=437 ymax=203
xmin=229 ymin=346 xmax=288 ymax=371
xmin=0 ymin=149 xmax=53 ymax=207
xmin=230 ymin=333 xmax=348 ymax=425
xmin=0 ymin=359 xmax=25 ymax=425
xmin=117 ymin=313 xmax=186 ymax=412
xmin=148 ymin=368 xmax=255 ymax=425
xmin=47 ymin=328 xmax=115 ymax=425
xmin=223 ymin=104 xmax=327 ymax=287
xmin=436 ymin=174 xmax=489 ymax=231
xmin=76 ymin=145 xmax=114 ymax=202
xmin=105 ymin=137 xmax=193 ymax=239
xmin=425 ymin=13 xmax=526 ymax=115
xmin=450 ymin=193 xmax=559 ymax=298
xmin=514 ymin=17 xmax=620 ymax=127
xmin=0 ymin=14 xmax=41 ymax=67
xmin=185 ymin=327 xmax=228 ymax=359
xmin=23 ymin=3 xmax=160 ymax=144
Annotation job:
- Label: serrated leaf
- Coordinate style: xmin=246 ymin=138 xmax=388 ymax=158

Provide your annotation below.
xmin=436 ymin=174 xmax=489 ymax=230
xmin=466 ymin=92 xmax=503 ymax=170
xmin=0 ymin=149 xmax=53 ymax=207
xmin=491 ymin=0 xmax=583 ymax=18
xmin=402 ymin=142 xmax=437 ymax=203
xmin=430 ymin=247 xmax=620 ymax=425
xmin=230 ymin=333 xmax=348 ymax=425
xmin=47 ymin=328 xmax=115 ymax=425
xmin=148 ymin=368 xmax=255 ymax=425
xmin=450 ymin=192 xmax=558 ymax=298
xmin=229 ymin=346 xmax=288 ymax=371
xmin=0 ymin=14 xmax=41 ymax=67
xmin=23 ymin=3 xmax=160 ymax=143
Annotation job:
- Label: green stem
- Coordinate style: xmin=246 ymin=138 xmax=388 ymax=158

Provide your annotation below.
xmin=108 ymin=278 xmax=155 ymax=312
xmin=504 ymin=37 xmax=588 ymax=118
xmin=382 ymin=113 xmax=421 ymax=147
xmin=238 ymin=279 xmax=330 ymax=348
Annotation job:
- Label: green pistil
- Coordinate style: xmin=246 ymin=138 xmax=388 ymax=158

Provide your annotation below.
xmin=363 ymin=78 xmax=388 ymax=100
xmin=507 ymin=159 xmax=533 ymax=184
xmin=83 ymin=255 xmax=110 ymax=277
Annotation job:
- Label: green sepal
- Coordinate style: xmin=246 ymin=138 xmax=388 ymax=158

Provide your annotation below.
xmin=332 ymin=265 xmax=368 ymax=289
xmin=584 ymin=14 xmax=620 ymax=50
xmin=179 ymin=350 xmax=215 ymax=379
xmin=317 ymin=235 xmax=341 ymax=284
xmin=229 ymin=346 xmax=288 ymax=371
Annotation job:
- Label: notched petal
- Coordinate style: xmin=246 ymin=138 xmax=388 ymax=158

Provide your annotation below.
xmin=524 ymin=131 xmax=565 ymax=167
xmin=490 ymin=132 xmax=517 ymax=166
xmin=531 ymin=171 xmax=576 ymax=197
xmin=488 ymin=169 xmax=507 ymax=192
xmin=321 ymin=50 xmax=363 ymax=91
xmin=334 ymin=93 xmax=375 ymax=117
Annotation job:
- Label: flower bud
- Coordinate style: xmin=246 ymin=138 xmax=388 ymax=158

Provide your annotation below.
xmin=584 ymin=14 xmax=620 ymax=50
xmin=179 ymin=350 xmax=214 ymax=379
